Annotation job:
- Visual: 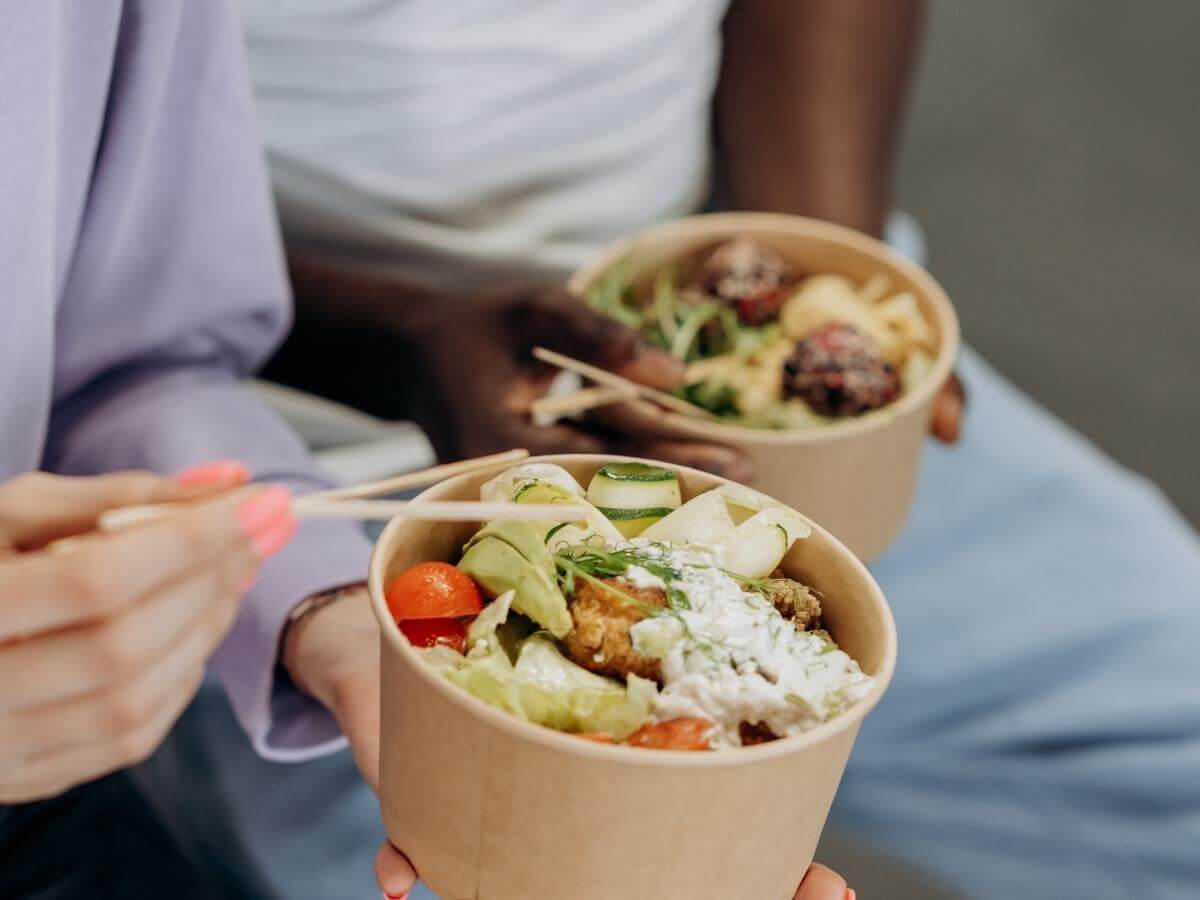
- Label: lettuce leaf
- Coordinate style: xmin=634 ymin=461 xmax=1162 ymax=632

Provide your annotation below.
xmin=425 ymin=634 xmax=656 ymax=740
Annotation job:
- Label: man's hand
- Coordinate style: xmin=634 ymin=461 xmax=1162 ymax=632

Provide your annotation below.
xmin=281 ymin=586 xmax=419 ymax=898
xmin=0 ymin=465 xmax=293 ymax=804
xmin=403 ymin=285 xmax=753 ymax=480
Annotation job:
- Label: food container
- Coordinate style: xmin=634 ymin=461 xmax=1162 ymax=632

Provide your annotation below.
xmin=569 ymin=212 xmax=960 ymax=561
xmin=369 ymin=454 xmax=897 ymax=900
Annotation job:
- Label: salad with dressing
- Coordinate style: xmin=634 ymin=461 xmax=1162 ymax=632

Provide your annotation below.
xmin=586 ymin=238 xmax=937 ymax=429
xmin=385 ymin=462 xmax=873 ymax=751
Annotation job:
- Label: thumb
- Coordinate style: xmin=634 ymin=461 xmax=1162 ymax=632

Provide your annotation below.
xmin=0 ymin=463 xmax=249 ymax=552
xmin=519 ymin=287 xmax=684 ymax=391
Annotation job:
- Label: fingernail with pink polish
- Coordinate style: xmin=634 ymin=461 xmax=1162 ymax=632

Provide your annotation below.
xmin=845 ymin=890 xmax=857 ymax=900
xmin=382 ymin=892 xmax=409 ymax=900
xmin=236 ymin=485 xmax=293 ymax=539
xmin=250 ymin=513 xmax=297 ymax=560
xmin=177 ymin=459 xmax=250 ymax=487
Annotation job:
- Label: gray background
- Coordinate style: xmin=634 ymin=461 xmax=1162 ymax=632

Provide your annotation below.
xmin=897 ymin=0 xmax=1199 ymax=527
xmin=824 ymin=4 xmax=1198 ymax=896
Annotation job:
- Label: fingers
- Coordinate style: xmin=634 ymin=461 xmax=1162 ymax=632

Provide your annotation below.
xmin=0 ymin=642 xmax=206 ymax=804
xmin=0 ymin=463 xmax=248 ymax=552
xmin=375 ymin=841 xmax=418 ymax=899
xmin=0 ymin=537 xmax=256 ymax=715
xmin=0 ymin=607 xmax=226 ymax=760
xmin=794 ymin=863 xmax=850 ymax=900
xmin=930 ymin=371 xmax=966 ymax=444
xmin=0 ymin=485 xmax=291 ymax=641
xmin=515 ymin=288 xmax=684 ymax=390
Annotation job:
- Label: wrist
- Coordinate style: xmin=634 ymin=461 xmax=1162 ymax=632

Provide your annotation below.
xmin=282 ymin=583 xmax=377 ymax=711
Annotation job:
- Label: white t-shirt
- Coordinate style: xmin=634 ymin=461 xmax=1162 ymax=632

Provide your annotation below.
xmin=242 ymin=0 xmax=730 ymax=291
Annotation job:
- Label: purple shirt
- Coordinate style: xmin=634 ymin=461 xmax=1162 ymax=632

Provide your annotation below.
xmin=0 ymin=1 xmax=371 ymax=760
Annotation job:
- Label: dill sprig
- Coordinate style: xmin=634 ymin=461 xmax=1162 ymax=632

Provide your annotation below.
xmin=553 ymin=544 xmax=691 ymax=610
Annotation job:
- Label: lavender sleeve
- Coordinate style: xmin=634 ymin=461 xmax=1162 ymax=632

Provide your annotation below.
xmin=41 ymin=2 xmax=369 ymax=760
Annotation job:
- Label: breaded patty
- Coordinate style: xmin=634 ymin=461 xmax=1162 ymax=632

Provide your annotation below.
xmin=761 ymin=578 xmax=822 ymax=631
xmin=562 ymin=577 xmax=667 ymax=682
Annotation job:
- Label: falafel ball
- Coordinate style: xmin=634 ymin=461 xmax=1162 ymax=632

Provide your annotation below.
xmin=761 ymin=578 xmax=823 ymax=631
xmin=562 ymin=577 xmax=667 ymax=682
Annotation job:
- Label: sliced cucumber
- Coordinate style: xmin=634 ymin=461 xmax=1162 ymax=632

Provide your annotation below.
xmin=586 ymin=464 xmax=682 ymax=537
xmin=639 ymin=489 xmax=735 ymax=546
xmin=513 ymin=478 xmax=623 ymax=546
xmin=594 ymin=506 xmax=678 ymax=539
xmin=480 ymin=463 xmax=584 ymax=504
xmin=720 ymin=509 xmax=800 ymax=578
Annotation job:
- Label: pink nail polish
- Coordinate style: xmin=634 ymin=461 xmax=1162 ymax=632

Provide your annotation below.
xmin=177 ymin=459 xmax=250 ymax=487
xmin=236 ymin=485 xmax=293 ymax=537
xmin=250 ymin=513 xmax=297 ymax=559
xmin=845 ymin=890 xmax=857 ymax=900
xmin=382 ymin=892 xmax=409 ymax=900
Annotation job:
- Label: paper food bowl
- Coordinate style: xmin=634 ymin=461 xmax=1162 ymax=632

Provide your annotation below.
xmin=569 ymin=212 xmax=960 ymax=561
xmin=369 ymin=454 xmax=897 ymax=900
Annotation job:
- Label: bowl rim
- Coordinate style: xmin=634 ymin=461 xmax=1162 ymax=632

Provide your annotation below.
xmin=369 ymin=453 xmax=898 ymax=769
xmin=566 ymin=211 xmax=961 ymax=445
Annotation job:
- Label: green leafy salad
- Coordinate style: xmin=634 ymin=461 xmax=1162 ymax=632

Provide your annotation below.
xmin=586 ymin=238 xmax=938 ymax=428
xmin=385 ymin=462 xmax=874 ymax=751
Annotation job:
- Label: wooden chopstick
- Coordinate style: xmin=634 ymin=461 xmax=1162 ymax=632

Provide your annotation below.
xmin=98 ymin=498 xmax=591 ymax=532
xmin=295 ymin=500 xmax=591 ymax=523
xmin=529 ymin=385 xmax=635 ymax=419
xmin=297 ymin=447 xmax=529 ymax=507
xmin=531 ymin=347 xmax=717 ymax=421
xmin=97 ymin=448 xmax=541 ymax=533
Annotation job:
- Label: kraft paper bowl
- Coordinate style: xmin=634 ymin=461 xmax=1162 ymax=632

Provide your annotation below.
xmin=569 ymin=212 xmax=960 ymax=561
xmin=369 ymin=453 xmax=897 ymax=900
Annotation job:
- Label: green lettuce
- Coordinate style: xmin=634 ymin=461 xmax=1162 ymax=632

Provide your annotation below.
xmin=425 ymin=630 xmax=656 ymax=740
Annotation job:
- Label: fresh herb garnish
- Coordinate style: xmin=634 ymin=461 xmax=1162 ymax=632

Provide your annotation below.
xmin=553 ymin=544 xmax=691 ymax=611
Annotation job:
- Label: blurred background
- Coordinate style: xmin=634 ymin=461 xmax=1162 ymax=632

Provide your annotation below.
xmin=899 ymin=0 xmax=1199 ymax=526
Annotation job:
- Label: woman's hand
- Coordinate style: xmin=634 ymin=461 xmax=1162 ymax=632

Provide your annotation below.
xmin=0 ymin=464 xmax=295 ymax=804
xmin=796 ymin=863 xmax=854 ymax=899
xmin=281 ymin=585 xmax=420 ymax=898
xmin=374 ymin=851 xmax=852 ymax=899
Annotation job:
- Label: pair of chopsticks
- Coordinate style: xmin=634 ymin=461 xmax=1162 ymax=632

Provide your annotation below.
xmin=97 ymin=448 xmax=592 ymax=533
xmin=529 ymin=347 xmax=717 ymax=421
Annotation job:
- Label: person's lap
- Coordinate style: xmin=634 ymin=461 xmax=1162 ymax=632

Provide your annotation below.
xmin=828 ymin=346 xmax=1200 ymax=899
xmin=101 ymin=346 xmax=1197 ymax=900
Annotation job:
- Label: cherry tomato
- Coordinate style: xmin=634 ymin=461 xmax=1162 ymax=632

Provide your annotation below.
xmin=399 ymin=618 xmax=467 ymax=654
xmin=387 ymin=562 xmax=484 ymax=622
xmin=625 ymin=718 xmax=714 ymax=751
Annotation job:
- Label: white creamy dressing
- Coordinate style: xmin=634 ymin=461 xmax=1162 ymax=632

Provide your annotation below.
xmin=622 ymin=543 xmax=873 ymax=750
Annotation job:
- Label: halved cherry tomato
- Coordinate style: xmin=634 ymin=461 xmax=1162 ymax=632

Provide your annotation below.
xmin=625 ymin=718 xmax=714 ymax=751
xmin=575 ymin=732 xmax=615 ymax=744
xmin=387 ymin=562 xmax=484 ymax=622
xmin=399 ymin=618 xmax=467 ymax=653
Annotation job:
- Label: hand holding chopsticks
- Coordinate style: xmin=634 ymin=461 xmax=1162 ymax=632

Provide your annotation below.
xmin=96 ymin=448 xmax=590 ymax=533
xmin=530 ymin=346 xmax=716 ymax=421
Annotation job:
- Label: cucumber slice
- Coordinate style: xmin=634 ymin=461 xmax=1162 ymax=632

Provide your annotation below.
xmin=594 ymin=462 xmax=679 ymax=482
xmin=514 ymin=478 xmax=624 ymax=546
xmin=639 ymin=489 xmax=735 ymax=546
xmin=720 ymin=509 xmax=800 ymax=578
xmin=586 ymin=464 xmax=681 ymax=538
xmin=594 ymin=506 xmax=678 ymax=539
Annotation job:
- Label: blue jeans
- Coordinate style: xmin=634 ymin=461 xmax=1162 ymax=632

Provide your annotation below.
xmin=107 ymin=345 xmax=1198 ymax=900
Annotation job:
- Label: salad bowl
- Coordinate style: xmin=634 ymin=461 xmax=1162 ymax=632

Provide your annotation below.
xmin=570 ymin=212 xmax=960 ymax=560
xmin=369 ymin=454 xmax=897 ymax=900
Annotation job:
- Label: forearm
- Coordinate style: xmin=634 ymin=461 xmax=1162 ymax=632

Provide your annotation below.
xmin=715 ymin=0 xmax=924 ymax=236
xmin=261 ymin=251 xmax=447 ymax=421
xmin=45 ymin=363 xmax=372 ymax=760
